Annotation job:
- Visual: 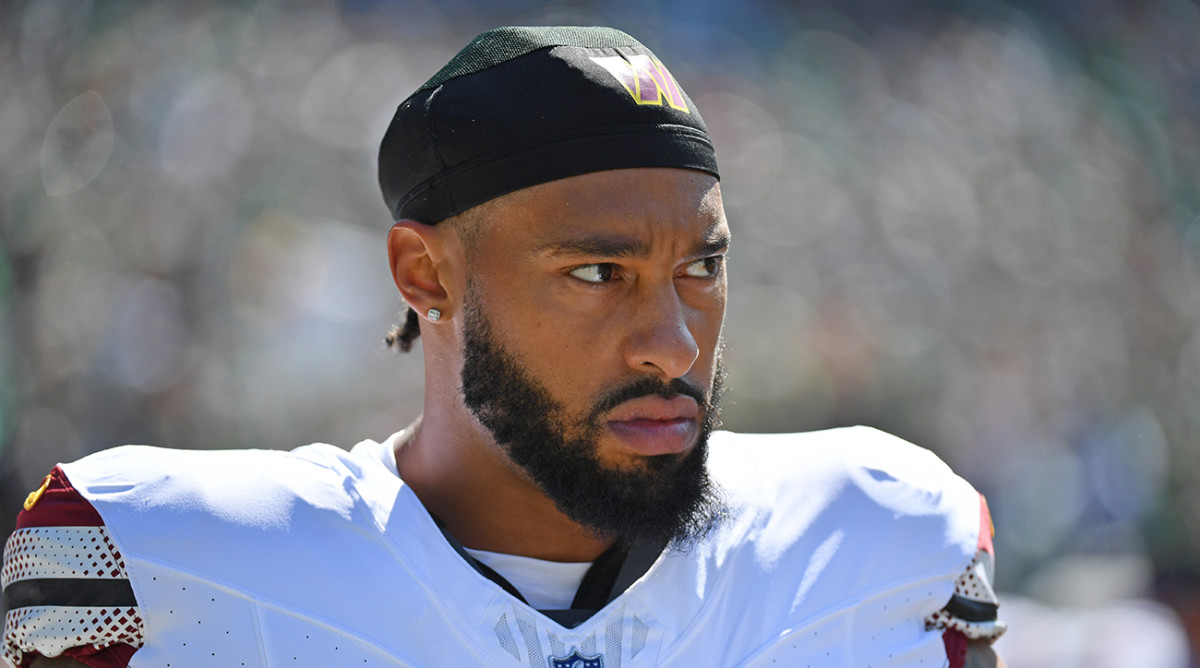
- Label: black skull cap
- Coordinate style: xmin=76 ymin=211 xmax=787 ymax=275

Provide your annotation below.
xmin=378 ymin=26 xmax=719 ymax=223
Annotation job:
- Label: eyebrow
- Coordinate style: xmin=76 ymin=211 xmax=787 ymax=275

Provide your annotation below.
xmin=693 ymin=231 xmax=732 ymax=258
xmin=536 ymin=235 xmax=652 ymax=259
xmin=535 ymin=223 xmax=731 ymax=261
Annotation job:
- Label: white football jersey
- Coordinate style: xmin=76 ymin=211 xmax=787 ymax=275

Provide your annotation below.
xmin=9 ymin=426 xmax=984 ymax=667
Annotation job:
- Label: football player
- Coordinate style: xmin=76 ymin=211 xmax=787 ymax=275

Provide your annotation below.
xmin=4 ymin=27 xmax=1005 ymax=667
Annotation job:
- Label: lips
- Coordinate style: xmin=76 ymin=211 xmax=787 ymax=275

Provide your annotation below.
xmin=605 ymin=395 xmax=700 ymax=456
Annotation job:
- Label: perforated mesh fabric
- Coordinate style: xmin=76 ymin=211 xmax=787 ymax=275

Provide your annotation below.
xmin=631 ymin=615 xmax=648 ymax=657
xmin=418 ymin=26 xmax=643 ymax=91
xmin=493 ymin=614 xmax=520 ymax=661
xmin=605 ymin=615 xmax=623 ymax=668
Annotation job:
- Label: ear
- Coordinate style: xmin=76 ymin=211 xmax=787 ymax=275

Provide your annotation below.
xmin=387 ymin=220 xmax=454 ymax=322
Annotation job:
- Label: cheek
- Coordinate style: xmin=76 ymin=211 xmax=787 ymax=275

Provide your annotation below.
xmin=523 ymin=310 xmax=624 ymax=388
xmin=500 ymin=270 xmax=614 ymax=346
xmin=471 ymin=279 xmax=619 ymax=403
xmin=687 ymin=278 xmax=727 ymax=332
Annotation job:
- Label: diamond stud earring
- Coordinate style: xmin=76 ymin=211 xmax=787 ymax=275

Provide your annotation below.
xmin=426 ymin=308 xmax=442 ymax=322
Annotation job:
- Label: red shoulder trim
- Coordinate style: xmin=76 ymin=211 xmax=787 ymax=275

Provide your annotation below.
xmin=943 ymin=629 xmax=969 ymax=668
xmin=15 ymin=466 xmax=105 ymax=530
xmin=62 ymin=642 xmax=139 ymax=668
xmin=977 ymin=493 xmax=994 ymax=556
xmin=15 ymin=645 xmax=137 ymax=668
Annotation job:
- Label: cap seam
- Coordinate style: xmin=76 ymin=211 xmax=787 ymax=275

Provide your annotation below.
xmin=418 ymin=43 xmax=651 ymax=94
xmin=418 ymin=45 xmax=559 ymax=93
xmin=416 ymin=27 xmax=644 ymax=91
xmin=423 ymin=85 xmax=455 ymax=215
xmin=396 ymin=123 xmax=713 ymax=214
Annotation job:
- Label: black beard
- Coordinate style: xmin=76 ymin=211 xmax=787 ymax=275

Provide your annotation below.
xmin=459 ymin=290 xmax=726 ymax=549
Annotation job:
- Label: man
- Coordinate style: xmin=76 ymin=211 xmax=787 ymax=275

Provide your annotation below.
xmin=3 ymin=27 xmax=1005 ymax=667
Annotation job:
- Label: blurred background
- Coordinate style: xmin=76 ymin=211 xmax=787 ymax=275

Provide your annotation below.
xmin=1 ymin=0 xmax=1198 ymax=664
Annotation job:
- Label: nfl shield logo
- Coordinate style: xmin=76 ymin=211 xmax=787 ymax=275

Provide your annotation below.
xmin=548 ymin=647 xmax=604 ymax=668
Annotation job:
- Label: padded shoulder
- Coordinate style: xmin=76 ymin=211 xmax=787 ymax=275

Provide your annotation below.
xmin=55 ymin=443 xmax=409 ymax=603
xmin=711 ymin=426 xmax=977 ymax=524
xmin=60 ymin=443 xmax=369 ymax=531
xmin=706 ymin=426 xmax=982 ymax=593
xmin=3 ymin=465 xmax=145 ymax=668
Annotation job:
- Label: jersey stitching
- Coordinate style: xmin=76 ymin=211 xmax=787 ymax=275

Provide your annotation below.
xmin=252 ymin=597 xmax=270 ymax=668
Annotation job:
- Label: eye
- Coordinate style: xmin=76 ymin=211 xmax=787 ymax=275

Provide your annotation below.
xmin=683 ymin=256 xmax=724 ymax=278
xmin=568 ymin=263 xmax=617 ymax=284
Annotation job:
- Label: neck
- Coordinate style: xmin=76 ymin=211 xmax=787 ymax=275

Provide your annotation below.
xmin=395 ymin=410 xmax=612 ymax=563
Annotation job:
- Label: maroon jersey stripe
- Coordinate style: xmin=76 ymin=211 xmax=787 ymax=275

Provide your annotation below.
xmin=15 ymin=466 xmax=105 ymax=529
xmin=60 ymin=642 xmax=139 ymax=668
xmin=943 ymin=629 xmax=969 ymax=668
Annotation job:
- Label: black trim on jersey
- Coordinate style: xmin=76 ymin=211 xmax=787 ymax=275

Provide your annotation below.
xmin=606 ymin=537 xmax=668 ymax=606
xmin=543 ymin=538 xmax=667 ymax=628
xmin=570 ymin=542 xmax=629 ymax=610
xmin=465 ymin=555 xmax=529 ymax=603
xmin=432 ymin=518 xmax=529 ymax=603
xmin=943 ymin=594 xmax=999 ymax=622
xmin=4 ymin=577 xmax=137 ymax=610
xmin=540 ymin=609 xmax=598 ymax=628
xmin=433 ymin=516 xmax=667 ymax=628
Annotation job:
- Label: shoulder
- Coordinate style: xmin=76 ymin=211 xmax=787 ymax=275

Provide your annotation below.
xmin=61 ymin=440 xmax=372 ymax=489
xmin=658 ymin=427 xmax=997 ymax=662
xmin=59 ymin=442 xmax=386 ymax=526
xmin=703 ymin=426 xmax=983 ymax=600
xmin=52 ymin=441 xmax=404 ymax=575
xmin=709 ymin=425 xmax=979 ymax=534
xmin=709 ymin=424 xmax=958 ymax=474
xmin=3 ymin=440 xmax=402 ymax=668
xmin=3 ymin=466 xmax=144 ymax=668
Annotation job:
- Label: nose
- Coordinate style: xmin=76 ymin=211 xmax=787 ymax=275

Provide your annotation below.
xmin=622 ymin=285 xmax=700 ymax=379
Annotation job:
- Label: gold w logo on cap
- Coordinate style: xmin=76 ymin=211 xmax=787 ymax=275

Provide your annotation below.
xmin=590 ymin=55 xmax=690 ymax=113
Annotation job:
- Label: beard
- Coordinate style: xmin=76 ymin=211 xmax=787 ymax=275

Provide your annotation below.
xmin=459 ymin=289 xmax=726 ymax=549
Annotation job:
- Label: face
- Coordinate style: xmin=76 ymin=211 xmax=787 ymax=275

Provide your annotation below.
xmin=456 ymin=168 xmax=730 ymax=546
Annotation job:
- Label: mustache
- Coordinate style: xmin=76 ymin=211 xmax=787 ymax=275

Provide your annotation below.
xmin=586 ymin=376 xmax=711 ymax=424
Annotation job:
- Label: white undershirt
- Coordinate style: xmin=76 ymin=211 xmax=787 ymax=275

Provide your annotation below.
xmin=463 ymin=548 xmax=592 ymax=609
xmin=378 ymin=430 xmax=591 ymax=610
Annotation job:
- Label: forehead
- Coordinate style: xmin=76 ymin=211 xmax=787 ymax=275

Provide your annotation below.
xmin=469 ymin=168 xmax=727 ymax=251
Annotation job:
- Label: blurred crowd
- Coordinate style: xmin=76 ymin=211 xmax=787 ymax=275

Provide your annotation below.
xmin=2 ymin=0 xmax=1199 ymax=664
